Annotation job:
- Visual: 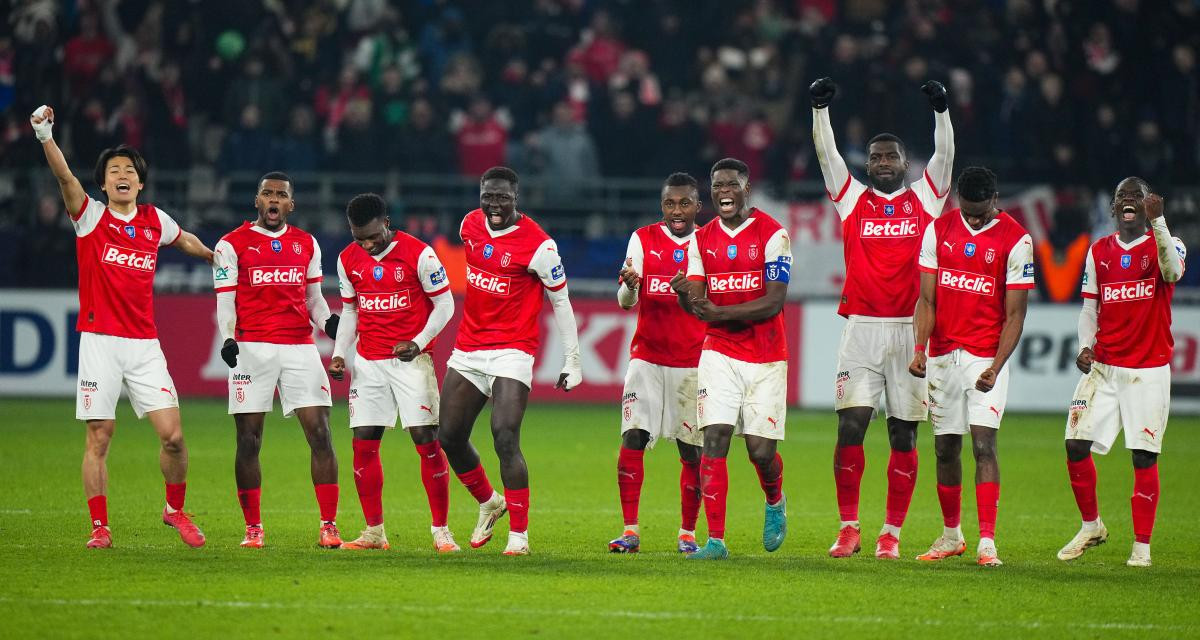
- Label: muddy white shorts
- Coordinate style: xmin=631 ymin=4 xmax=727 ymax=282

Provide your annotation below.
xmin=696 ymin=350 xmax=787 ymax=440
xmin=228 ymin=342 xmax=331 ymax=417
xmin=446 ymin=348 xmax=534 ymax=396
xmin=1065 ymin=362 xmax=1170 ymax=455
xmin=927 ymin=348 xmax=1009 ymax=435
xmin=76 ymin=332 xmax=179 ymax=420
xmin=620 ymin=359 xmax=702 ymax=447
xmin=834 ymin=316 xmax=927 ymax=421
xmin=348 ymin=353 xmax=440 ymax=429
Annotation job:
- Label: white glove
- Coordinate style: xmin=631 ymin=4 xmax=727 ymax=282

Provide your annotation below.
xmin=560 ymin=353 xmax=583 ymax=391
xmin=30 ymin=105 xmax=53 ymax=142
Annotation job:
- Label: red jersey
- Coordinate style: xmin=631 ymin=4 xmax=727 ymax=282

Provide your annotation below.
xmin=71 ymin=196 xmax=181 ymax=339
xmin=1082 ymin=231 xmax=1186 ymax=368
xmin=213 ymin=222 xmax=323 ymax=345
xmin=831 ymin=173 xmax=948 ymax=318
xmin=337 ymin=231 xmax=450 ymax=360
xmin=623 ymin=223 xmax=706 ymax=368
xmin=918 ymin=211 xmax=1034 ymax=358
xmin=456 ymin=210 xmax=566 ymax=355
xmin=686 ymin=208 xmax=792 ymax=364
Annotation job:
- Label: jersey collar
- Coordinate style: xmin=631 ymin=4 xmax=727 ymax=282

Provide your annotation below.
xmin=871 ymin=185 xmax=909 ymax=199
xmin=715 ymin=211 xmax=757 ymax=238
xmin=1114 ymin=231 xmax=1152 ymax=250
xmin=248 ymin=222 xmax=289 ymax=238
xmin=482 ymin=211 xmax=522 ymax=239
xmin=956 ymin=211 xmax=1002 ymax=236
xmin=656 ymin=223 xmax=694 ymax=244
xmin=369 ymin=240 xmax=399 ymax=261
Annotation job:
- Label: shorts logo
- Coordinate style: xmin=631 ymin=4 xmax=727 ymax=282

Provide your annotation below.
xmin=903 ymin=201 xmax=912 ymax=214
xmin=707 ymin=271 xmax=762 ymax=293
xmin=748 ymin=244 xmax=758 ymax=260
xmin=697 ymin=388 xmax=708 ymax=400
xmin=884 ymin=204 xmax=895 ymax=216
xmin=644 ymin=274 xmax=675 ymax=296
xmin=83 ymin=395 xmax=92 ymax=410
xmin=673 ymin=248 xmax=685 ymax=263
xmin=622 ymin=392 xmax=637 ymax=404
xmin=348 ymin=388 xmax=358 ymax=400
xmin=1121 ymin=254 xmax=1131 ymax=268
xmin=373 ymin=265 xmax=384 ymax=281
xmin=249 ymin=266 xmax=304 ymax=286
xmin=293 ymin=242 xmax=302 ymax=254
xmin=466 ymin=265 xmax=511 ymax=296
xmin=102 ymin=244 xmax=156 ymax=272
xmin=964 ymin=242 xmax=976 ymax=257
xmin=836 ymin=370 xmax=849 ymax=400
xmin=727 ymin=245 xmax=737 ymax=259
xmin=271 ymin=240 xmax=282 ymax=253
xmin=501 ymin=252 xmax=512 ymax=267
xmin=483 ymin=244 xmax=494 ymax=259
xmin=938 ymin=268 xmax=995 ymax=296
xmin=394 ymin=267 xmax=404 ymax=282
xmin=1101 ymin=278 xmax=1154 ymax=302
xmin=860 ymin=219 xmax=918 ymax=238
xmin=124 ymin=225 xmax=136 ymax=238
xmin=232 ymin=373 xmax=251 ymax=385
xmin=357 ymin=291 xmax=411 ymax=312
xmin=985 ymin=248 xmax=996 ymax=264
xmin=235 ymin=388 xmax=245 ymax=403
xmin=1141 ymin=255 xmax=1149 ymax=270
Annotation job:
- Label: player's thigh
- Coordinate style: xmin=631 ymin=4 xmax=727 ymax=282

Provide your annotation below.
xmin=485 ymin=350 xmax=535 ymax=392
xmin=964 ymin=354 xmax=1009 ymax=429
xmin=391 ymin=353 xmax=441 ymax=429
xmin=834 ymin=320 xmax=886 ymax=412
xmin=1117 ymin=364 xmax=1170 ymax=454
xmin=348 ymin=357 xmax=398 ymax=429
xmin=446 ymin=349 xmax=494 ymax=398
xmin=927 ymin=353 xmax=968 ymax=436
xmin=1065 ymin=364 xmax=1121 ymax=454
xmin=76 ymin=333 xmax=125 ymax=421
xmin=229 ymin=341 xmax=281 ymax=415
xmin=882 ymin=323 xmax=928 ymax=421
xmin=621 ymin=359 xmax=669 ymax=444
xmin=277 ymin=344 xmax=332 ymax=417
xmin=697 ymin=351 xmax=743 ymax=430
xmin=439 ymin=367 xmax=488 ymax=438
xmin=121 ymin=338 xmax=180 ymax=419
xmin=663 ymin=365 xmax=703 ymax=447
xmin=740 ymin=360 xmax=787 ymax=441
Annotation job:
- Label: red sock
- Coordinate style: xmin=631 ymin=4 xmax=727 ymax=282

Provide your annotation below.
xmin=506 ymin=487 xmax=530 ymax=533
xmin=976 ymin=481 xmax=999 ymax=540
xmin=416 ymin=441 xmax=449 ymax=528
xmin=834 ymin=445 xmax=865 ymax=521
xmin=1067 ymin=456 xmax=1099 ymax=521
xmin=87 ymin=495 xmax=108 ymax=528
xmin=237 ymin=487 xmax=261 ymax=526
xmin=885 ymin=448 xmax=918 ymax=527
xmin=617 ymin=447 xmax=645 ymax=527
xmin=314 ymin=483 xmax=338 ymax=523
xmin=165 ymin=482 xmax=186 ymax=511
xmin=680 ymin=458 xmax=702 ymax=531
xmin=754 ymin=452 xmax=784 ymax=504
xmin=1131 ymin=465 xmax=1159 ymax=544
xmin=700 ymin=455 xmax=728 ymax=539
xmin=936 ymin=483 xmax=961 ymax=528
xmin=456 ymin=464 xmax=495 ymax=504
xmin=352 ymin=439 xmax=384 ymax=527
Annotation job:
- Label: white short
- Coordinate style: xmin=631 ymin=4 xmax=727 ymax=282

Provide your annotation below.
xmin=446 ymin=348 xmax=534 ymax=397
xmin=76 ymin=332 xmax=179 ymax=420
xmin=348 ymin=353 xmax=440 ymax=429
xmin=927 ymin=349 xmax=1009 ymax=435
xmin=620 ymin=359 xmax=702 ymax=447
xmin=696 ymin=350 xmax=787 ymax=440
xmin=1065 ymin=362 xmax=1170 ymax=455
xmin=228 ymin=342 xmax=331 ymax=417
xmin=834 ymin=317 xmax=927 ymax=421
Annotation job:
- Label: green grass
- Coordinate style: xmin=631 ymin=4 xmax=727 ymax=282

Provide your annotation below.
xmin=1 ymin=399 xmax=1198 ymax=638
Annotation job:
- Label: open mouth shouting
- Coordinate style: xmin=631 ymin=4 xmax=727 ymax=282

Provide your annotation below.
xmin=1120 ymin=203 xmax=1138 ymax=222
xmin=114 ymin=183 xmax=132 ymax=195
xmin=717 ymin=197 xmax=736 ymax=215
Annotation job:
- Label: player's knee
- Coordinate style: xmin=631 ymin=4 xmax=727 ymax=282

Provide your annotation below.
xmin=408 ymin=425 xmax=436 ymax=446
xmin=835 ymin=413 xmax=868 ymax=446
xmin=493 ymin=432 xmax=521 ymax=462
xmin=235 ymin=430 xmax=262 ymax=456
xmin=971 ymin=438 xmax=997 ymax=463
xmin=1064 ymin=439 xmax=1092 ymax=461
xmin=160 ymin=431 xmax=185 ymax=455
xmin=622 ymin=429 xmax=650 ymax=450
xmin=1132 ymin=449 xmax=1158 ymax=469
xmin=886 ymin=420 xmax=917 ymax=451
xmin=933 ymin=439 xmax=959 ymax=464
xmin=84 ymin=422 xmax=113 ymax=457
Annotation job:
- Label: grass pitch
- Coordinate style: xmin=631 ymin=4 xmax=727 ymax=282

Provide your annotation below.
xmin=0 ymin=399 xmax=1197 ymax=638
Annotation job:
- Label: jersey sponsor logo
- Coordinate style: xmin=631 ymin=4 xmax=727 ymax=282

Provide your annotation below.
xmin=861 ymin=218 xmax=919 ymax=238
xmin=124 ymin=225 xmax=136 ymax=238
xmin=430 ymin=266 xmax=446 ymax=286
xmin=985 ymin=248 xmax=996 ymax=264
xmin=357 ymin=290 xmax=412 ymax=313
xmin=1101 ymin=278 xmax=1154 ymax=303
xmin=394 ymin=267 xmax=404 ymax=282
xmin=1023 ymin=263 xmax=1035 ymax=278
xmin=213 ymin=266 xmax=231 ymax=282
xmin=466 ymin=265 xmax=511 ymax=296
xmin=707 ymin=271 xmax=762 ymax=293
xmin=937 ymin=268 xmax=995 ymax=296
xmin=673 ymin=248 xmax=685 ymax=263
xmin=271 ymin=239 xmax=282 ymax=253
xmin=293 ymin=241 xmax=302 ymax=255
xmin=550 ymin=264 xmax=565 ymax=281
xmin=483 ymin=244 xmax=494 ymax=259
xmin=248 ymin=266 xmax=305 ymax=286
xmin=102 ymin=243 xmax=157 ymax=272
xmin=644 ymin=274 xmax=675 ymax=296
xmin=1121 ymin=254 xmax=1131 ymax=268
xmin=727 ymin=245 xmax=738 ymax=259
xmin=964 ymin=242 xmax=976 ymax=257
xmin=372 ymin=265 xmax=384 ymax=281
xmin=884 ymin=204 xmax=895 ymax=216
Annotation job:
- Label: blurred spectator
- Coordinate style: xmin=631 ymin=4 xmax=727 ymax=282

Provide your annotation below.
xmin=594 ymin=91 xmax=651 ymax=177
xmin=314 ymin=64 xmax=370 ymax=138
xmin=396 ymin=98 xmax=454 ymax=173
xmin=219 ymin=104 xmax=273 ymax=175
xmin=272 ymin=106 xmax=322 ymax=173
xmin=451 ymin=96 xmax=508 ymax=177
xmin=574 ymin=9 xmax=626 ymax=85
xmin=224 ymin=57 xmax=287 ymax=134
xmin=335 ymin=98 xmax=384 ymax=171
xmin=18 ymin=195 xmax=77 ymax=287
xmin=143 ymin=62 xmax=189 ymax=169
xmin=62 ymin=11 xmax=113 ymax=101
xmin=531 ymin=101 xmax=600 ymax=187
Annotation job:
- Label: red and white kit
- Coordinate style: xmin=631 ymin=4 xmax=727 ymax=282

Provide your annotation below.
xmin=812 ymin=106 xmax=953 ymax=419
xmin=73 ymin=196 xmax=182 ymax=420
xmin=213 ymin=222 xmax=331 ymax=416
xmin=619 ymin=223 xmax=707 ymax=447
xmin=686 ymin=208 xmax=792 ymax=439
xmin=449 ymin=209 xmax=579 ymax=394
xmin=918 ymin=211 xmax=1034 ymax=432
xmin=334 ymin=231 xmax=453 ymax=429
xmin=1066 ymin=224 xmax=1186 ymax=454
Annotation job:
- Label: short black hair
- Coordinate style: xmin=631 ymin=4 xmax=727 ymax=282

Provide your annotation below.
xmin=957 ymin=166 xmax=998 ymax=203
xmin=480 ymin=166 xmax=519 ymax=187
xmin=346 ymin=193 xmax=387 ymax=227
xmin=1116 ymin=176 xmax=1152 ymax=195
xmin=710 ymin=158 xmax=749 ymax=180
xmin=259 ymin=171 xmax=292 ymax=192
xmin=663 ymin=172 xmax=698 ymax=190
xmin=94 ymin=145 xmax=148 ymax=188
xmin=868 ymin=133 xmax=906 ymax=154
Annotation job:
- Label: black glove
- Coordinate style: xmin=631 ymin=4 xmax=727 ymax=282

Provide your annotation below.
xmin=324 ymin=313 xmax=339 ymax=340
xmin=921 ymin=80 xmax=948 ymax=113
xmin=221 ymin=338 xmax=239 ymax=368
xmin=809 ymin=77 xmax=837 ymax=109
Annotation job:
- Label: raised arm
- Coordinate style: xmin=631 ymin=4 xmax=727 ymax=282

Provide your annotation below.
xmin=30 ymin=106 xmax=87 ymax=216
xmin=1144 ymin=194 xmax=1186 ymax=283
xmin=912 ymin=81 xmax=955 ymax=216
xmin=809 ymin=78 xmax=851 ymax=200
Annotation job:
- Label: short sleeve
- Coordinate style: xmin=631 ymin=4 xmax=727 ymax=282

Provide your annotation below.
xmin=307 ymin=239 xmax=323 ymax=283
xmin=337 ymin=255 xmax=356 ymax=303
xmin=764 ymin=228 xmax=792 ymax=283
xmin=1006 ymin=233 xmax=1035 ymax=288
xmin=918 ymin=224 xmax=938 ymax=272
xmin=213 ymin=239 xmax=238 ymax=292
xmin=625 ymin=231 xmax=644 ymax=278
xmin=156 ymin=208 xmax=182 ymax=246
xmin=417 ymin=245 xmax=451 ymax=295
xmin=685 ymin=235 xmax=705 ymax=280
xmin=70 ymin=196 xmax=106 ymax=237
xmin=1081 ymin=248 xmax=1097 ymax=298
xmin=529 ymin=239 xmax=567 ymax=291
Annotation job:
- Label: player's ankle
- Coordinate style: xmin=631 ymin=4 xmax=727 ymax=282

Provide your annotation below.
xmin=944 ymin=526 xmax=963 ymax=540
xmin=880 ymin=524 xmax=901 ymax=537
xmin=623 ymin=524 xmax=639 ymax=535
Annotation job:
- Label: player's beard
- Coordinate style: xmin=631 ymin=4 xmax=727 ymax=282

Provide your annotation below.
xmin=869 ymin=173 xmax=904 ymax=194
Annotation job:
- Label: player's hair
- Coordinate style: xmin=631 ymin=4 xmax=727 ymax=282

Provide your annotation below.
xmin=868 ymin=133 xmax=906 ymax=154
xmin=93 ymin=145 xmax=148 ymax=188
xmin=710 ymin=158 xmax=749 ymax=180
xmin=1116 ymin=176 xmax=1152 ymax=195
xmin=957 ymin=166 xmax=998 ymax=203
xmin=346 ymin=193 xmax=387 ymax=226
xmin=480 ymin=166 xmax=519 ymax=187
xmin=259 ymin=171 xmax=292 ymax=193
xmin=663 ymin=172 xmax=698 ymax=190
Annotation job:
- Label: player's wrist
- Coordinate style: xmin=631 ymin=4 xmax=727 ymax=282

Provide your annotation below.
xmin=914 ymin=344 xmax=926 ymax=354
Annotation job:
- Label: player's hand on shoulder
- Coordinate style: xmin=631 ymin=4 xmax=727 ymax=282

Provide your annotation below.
xmin=324 ymin=314 xmax=340 ymax=340
xmin=392 ymin=340 xmax=420 ymax=362
xmin=908 ymin=352 xmax=927 ymax=378
xmin=1144 ymin=193 xmax=1163 ymax=220
xmin=618 ymin=258 xmax=641 ymax=289
xmin=975 ymin=367 xmax=996 ymax=392
xmin=809 ymin=77 xmax=837 ymax=108
xmin=220 ymin=338 xmax=239 ymax=368
xmin=328 ymin=356 xmax=346 ymax=380
xmin=555 ymin=354 xmax=582 ymax=392
xmin=30 ymin=105 xmax=54 ymax=142
xmin=1076 ymin=347 xmax=1094 ymax=374
xmin=921 ymin=80 xmax=948 ymax=113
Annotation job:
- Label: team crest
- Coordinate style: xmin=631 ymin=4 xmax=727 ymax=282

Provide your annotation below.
xmin=727 ymin=245 xmax=737 ymax=259
xmin=293 ymin=241 xmax=302 ymax=254
xmin=271 ymin=239 xmax=282 ymax=253
xmin=143 ymin=228 xmax=153 ymax=241
xmin=483 ymin=244 xmax=494 ymax=259
xmin=501 ymin=252 xmax=512 ymax=267
xmin=749 ymin=244 xmax=759 ymax=260
xmin=83 ymin=395 xmax=92 ymax=410
xmin=985 ymin=248 xmax=996 ymax=264
xmin=964 ymin=242 xmax=976 ymax=257
xmin=372 ymin=265 xmax=384 ymax=281
xmin=903 ymin=201 xmax=913 ymax=214
xmin=236 ymin=388 xmax=245 ymax=404
xmin=1141 ymin=255 xmax=1150 ymax=270
xmin=673 ymin=248 xmax=685 ymax=263
xmin=884 ymin=204 xmax=895 ymax=217
xmin=394 ymin=267 xmax=404 ymax=282
xmin=124 ymin=225 xmax=136 ymax=238
xmin=1121 ymin=254 xmax=1131 ymax=269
